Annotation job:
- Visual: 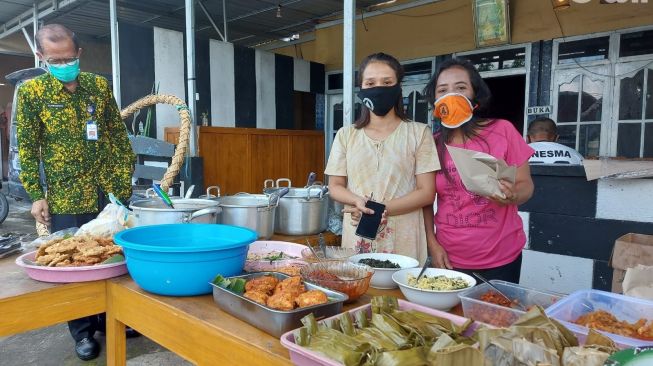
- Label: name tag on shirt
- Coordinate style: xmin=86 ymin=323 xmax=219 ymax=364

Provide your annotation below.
xmin=86 ymin=121 xmax=98 ymax=141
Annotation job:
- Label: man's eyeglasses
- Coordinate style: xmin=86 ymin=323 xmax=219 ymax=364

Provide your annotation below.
xmin=45 ymin=57 xmax=79 ymax=66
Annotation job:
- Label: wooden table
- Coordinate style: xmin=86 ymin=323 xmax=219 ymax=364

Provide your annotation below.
xmin=0 ymin=231 xmax=337 ymax=339
xmin=0 ymin=256 xmax=106 ymax=337
xmin=3 ymin=231 xmax=463 ymax=366
xmin=105 ymin=277 xmax=406 ymax=366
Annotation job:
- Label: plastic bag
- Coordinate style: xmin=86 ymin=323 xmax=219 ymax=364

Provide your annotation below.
xmin=26 ymin=227 xmax=79 ymax=251
xmin=75 ymin=194 xmax=133 ymax=238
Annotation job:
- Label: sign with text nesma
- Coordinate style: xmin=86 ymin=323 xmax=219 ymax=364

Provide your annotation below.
xmin=527 ymin=105 xmax=552 ymax=115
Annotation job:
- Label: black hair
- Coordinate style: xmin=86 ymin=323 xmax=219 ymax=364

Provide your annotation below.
xmin=354 ymin=52 xmax=409 ymax=129
xmin=528 ymin=117 xmax=558 ymax=136
xmin=35 ymin=24 xmax=80 ymax=53
xmin=423 ymin=58 xmax=494 ymax=182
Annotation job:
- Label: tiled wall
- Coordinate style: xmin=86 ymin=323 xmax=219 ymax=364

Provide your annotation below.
xmin=118 ymin=22 xmax=326 ymax=138
xmin=518 ymin=166 xmax=653 ymax=294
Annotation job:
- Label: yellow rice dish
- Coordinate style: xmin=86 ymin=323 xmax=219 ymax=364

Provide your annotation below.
xmin=407 ymin=274 xmax=469 ymax=291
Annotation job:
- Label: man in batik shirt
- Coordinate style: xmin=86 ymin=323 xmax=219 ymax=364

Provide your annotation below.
xmin=16 ymin=24 xmax=135 ymax=361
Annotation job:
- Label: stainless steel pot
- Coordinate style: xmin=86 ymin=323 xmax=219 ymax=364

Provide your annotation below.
xmin=130 ymin=198 xmax=221 ymax=227
xmin=264 ymin=178 xmax=329 ymax=236
xmin=217 ymin=192 xmax=284 ymax=239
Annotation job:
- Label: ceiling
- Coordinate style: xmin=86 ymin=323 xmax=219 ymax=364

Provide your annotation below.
xmin=0 ymin=0 xmax=394 ymax=48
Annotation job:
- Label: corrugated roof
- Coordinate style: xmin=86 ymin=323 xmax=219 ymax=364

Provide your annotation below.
xmin=0 ymin=0 xmax=389 ymax=48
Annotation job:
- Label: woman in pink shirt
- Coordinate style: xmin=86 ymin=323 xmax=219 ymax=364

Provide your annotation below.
xmin=423 ymin=58 xmax=534 ymax=283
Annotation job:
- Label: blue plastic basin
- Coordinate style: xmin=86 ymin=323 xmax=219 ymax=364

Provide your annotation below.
xmin=114 ymin=224 xmax=257 ymax=296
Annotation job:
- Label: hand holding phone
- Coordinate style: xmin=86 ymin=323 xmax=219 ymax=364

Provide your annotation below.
xmin=355 ymin=200 xmax=386 ymax=240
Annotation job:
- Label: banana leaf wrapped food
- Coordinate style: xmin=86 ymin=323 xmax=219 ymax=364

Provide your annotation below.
xmin=291 ymin=297 xmax=620 ymax=366
xmin=293 ymin=296 xmax=480 ymax=366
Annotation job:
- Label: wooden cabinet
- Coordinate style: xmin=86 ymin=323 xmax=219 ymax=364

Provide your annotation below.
xmin=164 ymin=127 xmax=325 ymax=194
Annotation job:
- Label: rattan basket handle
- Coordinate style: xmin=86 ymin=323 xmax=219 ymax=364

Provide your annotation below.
xmin=120 ymin=94 xmax=192 ymax=191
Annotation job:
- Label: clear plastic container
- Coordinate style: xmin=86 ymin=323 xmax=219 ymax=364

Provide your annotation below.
xmin=458 ymin=280 xmax=562 ymax=327
xmin=545 ymin=289 xmax=653 ymax=349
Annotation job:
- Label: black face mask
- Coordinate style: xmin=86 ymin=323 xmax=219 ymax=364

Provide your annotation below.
xmin=357 ymin=84 xmax=402 ymax=117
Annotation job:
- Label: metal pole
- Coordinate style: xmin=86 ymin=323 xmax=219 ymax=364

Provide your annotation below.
xmin=22 ymin=27 xmax=37 ymax=55
xmin=185 ymin=0 xmax=198 ymax=156
xmin=197 ymin=0 xmax=224 ymax=41
xmin=343 ymin=0 xmax=356 ymax=126
xmin=33 ymin=3 xmax=38 ymax=67
xmin=110 ymin=0 xmax=121 ymax=108
xmin=222 ymin=0 xmax=227 ymax=42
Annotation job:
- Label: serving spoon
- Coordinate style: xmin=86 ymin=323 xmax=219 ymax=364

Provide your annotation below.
xmin=473 ymin=271 xmax=528 ymax=311
xmin=415 ymin=256 xmax=432 ymax=282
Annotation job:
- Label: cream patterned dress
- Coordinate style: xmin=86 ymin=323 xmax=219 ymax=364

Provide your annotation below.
xmin=325 ymin=122 xmax=440 ymax=265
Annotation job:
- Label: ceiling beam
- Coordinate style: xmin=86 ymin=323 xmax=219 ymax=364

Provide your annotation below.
xmin=0 ymin=0 xmax=82 ymax=40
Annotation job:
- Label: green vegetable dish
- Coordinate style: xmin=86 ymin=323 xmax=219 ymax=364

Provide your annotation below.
xmin=407 ymin=274 xmax=469 ymax=291
xmin=357 ymin=258 xmax=400 ymax=269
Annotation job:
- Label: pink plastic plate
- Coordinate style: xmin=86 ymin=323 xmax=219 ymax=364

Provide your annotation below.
xmin=244 ymin=240 xmax=308 ymax=272
xmin=15 ymin=250 xmax=128 ymax=283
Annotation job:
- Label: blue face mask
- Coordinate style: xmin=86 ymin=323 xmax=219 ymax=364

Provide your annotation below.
xmin=47 ymin=59 xmax=80 ymax=83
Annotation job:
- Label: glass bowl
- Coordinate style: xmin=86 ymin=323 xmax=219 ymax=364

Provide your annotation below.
xmin=300 ymin=246 xmax=359 ymax=263
xmin=300 ymin=261 xmax=374 ymax=302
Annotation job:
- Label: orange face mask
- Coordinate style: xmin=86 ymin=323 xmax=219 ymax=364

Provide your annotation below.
xmin=433 ymin=93 xmax=477 ymax=129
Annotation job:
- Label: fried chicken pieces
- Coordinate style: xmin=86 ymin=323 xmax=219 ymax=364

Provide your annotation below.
xmin=242 ymin=275 xmax=328 ymax=311
xmin=35 ymin=236 xmax=123 ymax=267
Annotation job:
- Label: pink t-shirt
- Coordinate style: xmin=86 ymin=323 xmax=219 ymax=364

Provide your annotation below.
xmin=434 ymin=119 xmax=535 ymax=269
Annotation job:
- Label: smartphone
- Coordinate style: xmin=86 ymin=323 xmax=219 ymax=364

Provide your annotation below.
xmin=355 ymin=200 xmax=386 ymax=240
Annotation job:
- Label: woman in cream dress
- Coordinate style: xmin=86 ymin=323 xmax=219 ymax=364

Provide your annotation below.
xmin=325 ymin=53 xmax=439 ymax=265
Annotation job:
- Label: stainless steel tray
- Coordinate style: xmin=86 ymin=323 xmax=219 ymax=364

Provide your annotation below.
xmin=211 ymin=272 xmax=348 ymax=337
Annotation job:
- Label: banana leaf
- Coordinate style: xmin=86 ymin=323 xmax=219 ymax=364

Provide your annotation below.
xmin=325 ymin=316 xmax=342 ymax=331
xmin=293 ymin=327 xmax=310 ymax=347
xmin=354 ymin=326 xmax=401 ymax=351
xmin=512 ymin=306 xmax=578 ymax=348
xmin=429 ymin=333 xmax=457 ymax=351
xmin=584 ymin=329 xmax=617 ymax=353
xmin=384 ymin=312 xmax=432 ymax=346
xmin=427 ymin=342 xmax=486 ymax=366
xmin=516 ymin=326 xmax=567 ymax=358
xmin=561 ymin=346 xmax=610 ymax=366
xmin=371 ymin=313 xmax=411 ymax=347
xmin=371 ymin=296 xmax=400 ymax=315
xmin=403 ymin=309 xmax=476 ymax=344
xmin=374 ymin=346 xmax=429 ymax=366
xmin=305 ymin=327 xmax=371 ymax=366
xmin=477 ymin=327 xmax=512 ymax=352
xmin=484 ymin=340 xmax=519 ymax=366
xmin=512 ymin=338 xmax=560 ymax=366
xmin=355 ymin=309 xmax=370 ymax=328
xmin=302 ymin=313 xmax=320 ymax=335
xmin=340 ymin=312 xmax=356 ymax=336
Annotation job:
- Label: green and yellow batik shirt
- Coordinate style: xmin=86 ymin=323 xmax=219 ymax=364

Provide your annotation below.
xmin=16 ymin=72 xmax=135 ymax=214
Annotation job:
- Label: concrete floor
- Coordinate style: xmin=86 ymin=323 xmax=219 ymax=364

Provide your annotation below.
xmin=0 ymin=187 xmax=192 ymax=366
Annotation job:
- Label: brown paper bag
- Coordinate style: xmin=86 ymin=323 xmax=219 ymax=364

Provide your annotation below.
xmin=446 ymin=145 xmax=516 ymax=199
